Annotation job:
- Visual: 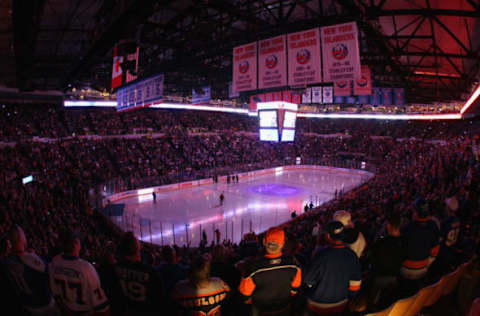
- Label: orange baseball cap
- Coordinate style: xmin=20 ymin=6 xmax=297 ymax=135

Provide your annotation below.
xmin=264 ymin=227 xmax=285 ymax=246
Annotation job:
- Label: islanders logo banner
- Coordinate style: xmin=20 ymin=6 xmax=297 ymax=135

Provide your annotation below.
xmin=287 ymin=28 xmax=322 ymax=86
xmin=321 ymin=22 xmax=361 ymax=82
xmin=259 ymin=35 xmax=287 ymax=89
xmin=353 ymin=66 xmax=372 ymax=95
xmin=334 ymin=80 xmax=351 ymax=96
xmin=233 ymin=42 xmax=257 ymax=92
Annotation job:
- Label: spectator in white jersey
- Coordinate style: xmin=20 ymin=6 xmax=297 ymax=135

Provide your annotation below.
xmin=333 ymin=210 xmax=367 ymax=258
xmin=49 ymin=230 xmax=110 ymax=316
xmin=111 ymin=232 xmax=165 ymax=316
xmin=2 ymin=225 xmax=58 ymax=316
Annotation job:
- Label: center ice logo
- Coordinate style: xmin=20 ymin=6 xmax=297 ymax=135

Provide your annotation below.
xmin=265 ymin=55 xmax=278 ymax=69
xmin=336 ymin=81 xmax=348 ymax=88
xmin=332 ymin=44 xmax=348 ymax=60
xmin=296 ymin=49 xmax=311 ymax=64
xmin=356 ymin=76 xmax=368 ymax=87
xmin=239 ymin=61 xmax=249 ymax=74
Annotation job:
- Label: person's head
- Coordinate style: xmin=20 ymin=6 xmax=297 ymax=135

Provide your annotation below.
xmin=414 ymin=201 xmax=430 ymax=220
xmin=212 ymin=244 xmax=225 ymax=262
xmin=386 ymin=213 xmax=402 ymax=236
xmin=59 ymin=230 xmax=81 ymax=257
xmin=9 ymin=225 xmax=27 ymax=254
xmin=323 ymin=220 xmax=345 ymax=245
xmin=189 ymin=256 xmax=210 ymax=287
xmin=0 ymin=235 xmax=11 ymax=257
xmin=119 ymin=232 xmax=141 ymax=262
xmin=263 ymin=227 xmax=285 ymax=255
xmin=333 ymin=210 xmax=353 ymax=228
xmin=161 ymin=245 xmax=176 ymax=264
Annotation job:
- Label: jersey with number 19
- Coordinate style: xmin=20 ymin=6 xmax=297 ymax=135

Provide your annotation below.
xmin=49 ymin=254 xmax=109 ymax=315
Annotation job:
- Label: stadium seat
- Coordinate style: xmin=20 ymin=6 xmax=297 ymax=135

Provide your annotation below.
xmin=364 ymin=304 xmax=393 ymax=316
xmin=386 ymin=293 xmax=418 ymax=316
xmin=423 ymin=277 xmax=447 ymax=307
xmin=404 ymin=285 xmax=436 ymax=316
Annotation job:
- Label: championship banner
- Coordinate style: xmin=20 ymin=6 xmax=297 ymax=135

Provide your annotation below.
xmin=394 ymin=88 xmax=405 ymax=106
xmin=312 ymin=86 xmax=323 ymax=103
xmin=334 ymin=96 xmax=345 ymax=104
xmin=287 ymin=28 xmax=322 ymax=86
xmin=228 ymin=82 xmax=240 ymax=98
xmin=265 ymin=92 xmax=274 ymax=102
xmin=302 ymin=88 xmax=312 ymax=104
xmin=291 ymin=92 xmax=301 ymax=104
xmin=273 ymin=91 xmax=283 ymax=101
xmin=258 ymin=35 xmax=287 ymax=89
xmin=283 ymin=90 xmax=292 ymax=103
xmin=353 ymin=66 xmax=372 ymax=95
xmin=322 ymin=86 xmax=333 ymax=104
xmin=125 ymin=46 xmax=139 ymax=83
xmin=321 ymin=22 xmax=361 ymax=82
xmin=372 ymin=87 xmax=382 ymax=106
xmin=345 ymin=96 xmax=357 ymax=104
xmin=111 ymin=46 xmax=123 ymax=89
xmin=233 ymin=42 xmax=258 ymax=92
xmin=192 ymin=86 xmax=211 ymax=105
xmin=358 ymin=95 xmax=370 ymax=104
xmin=334 ymin=80 xmax=351 ymax=96
xmin=382 ymin=88 xmax=393 ymax=105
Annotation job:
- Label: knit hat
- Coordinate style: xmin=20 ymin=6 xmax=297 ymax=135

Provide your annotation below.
xmin=264 ymin=227 xmax=285 ymax=246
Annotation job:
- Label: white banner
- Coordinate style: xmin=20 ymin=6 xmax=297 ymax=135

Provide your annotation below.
xmin=302 ymin=87 xmax=312 ymax=104
xmin=321 ymin=22 xmax=361 ymax=82
xmin=259 ymin=35 xmax=287 ymax=89
xmin=323 ymin=86 xmax=333 ymax=103
xmin=287 ymin=28 xmax=322 ymax=86
xmin=312 ymin=86 xmax=322 ymax=103
xmin=233 ymin=42 xmax=258 ymax=92
xmin=353 ymin=65 xmax=372 ymax=95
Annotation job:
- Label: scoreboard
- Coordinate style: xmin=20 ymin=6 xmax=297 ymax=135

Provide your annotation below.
xmin=258 ymin=101 xmax=298 ymax=142
xmin=117 ymin=73 xmax=164 ymax=112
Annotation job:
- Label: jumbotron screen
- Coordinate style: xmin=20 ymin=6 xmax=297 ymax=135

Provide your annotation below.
xmin=259 ymin=128 xmax=279 ymax=142
xmin=281 ymin=129 xmax=295 ymax=142
xmin=283 ymin=111 xmax=297 ymax=128
xmin=259 ymin=110 xmax=278 ymax=128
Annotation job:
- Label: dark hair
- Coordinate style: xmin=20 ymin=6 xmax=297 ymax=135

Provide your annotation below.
xmin=161 ymin=245 xmax=175 ymax=264
xmin=189 ymin=256 xmax=210 ymax=286
xmin=59 ymin=230 xmax=79 ymax=253
xmin=119 ymin=232 xmax=139 ymax=257
xmin=387 ymin=213 xmax=402 ymax=228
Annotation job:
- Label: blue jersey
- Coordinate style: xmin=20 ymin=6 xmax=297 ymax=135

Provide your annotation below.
xmin=304 ymin=245 xmax=361 ymax=305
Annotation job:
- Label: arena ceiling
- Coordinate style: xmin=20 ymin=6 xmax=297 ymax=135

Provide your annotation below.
xmin=1 ymin=0 xmax=480 ymax=105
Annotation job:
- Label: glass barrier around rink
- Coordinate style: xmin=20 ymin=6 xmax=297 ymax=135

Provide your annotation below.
xmin=91 ymin=157 xmax=377 ymax=247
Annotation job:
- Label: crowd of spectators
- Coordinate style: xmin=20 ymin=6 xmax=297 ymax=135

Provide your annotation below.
xmin=2 ymin=103 xmax=480 ymax=142
xmin=1 ymin=104 xmax=480 ymax=315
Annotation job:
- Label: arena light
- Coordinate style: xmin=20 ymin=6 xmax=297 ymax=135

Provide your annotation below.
xmin=22 ymin=175 xmax=33 ymax=185
xmin=414 ymin=71 xmax=461 ymax=78
xmin=150 ymin=103 xmax=249 ymax=114
xmin=63 ymin=100 xmax=117 ymax=107
xmin=297 ymin=113 xmax=461 ymax=120
xmin=460 ymin=85 xmax=480 ymax=114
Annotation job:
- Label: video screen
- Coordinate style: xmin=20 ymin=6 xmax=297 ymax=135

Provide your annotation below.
xmin=259 ymin=110 xmax=278 ymax=128
xmin=283 ymin=111 xmax=297 ymax=128
xmin=260 ymin=128 xmax=279 ymax=142
xmin=281 ymin=129 xmax=295 ymax=142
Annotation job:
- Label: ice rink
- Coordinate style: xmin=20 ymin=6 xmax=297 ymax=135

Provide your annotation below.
xmin=119 ymin=167 xmax=373 ymax=246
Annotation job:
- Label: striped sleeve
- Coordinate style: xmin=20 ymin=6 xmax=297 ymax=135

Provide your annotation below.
xmin=238 ymin=276 xmax=256 ymax=300
xmin=290 ymin=267 xmax=302 ymax=295
xmin=348 ymin=255 xmax=362 ymax=297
